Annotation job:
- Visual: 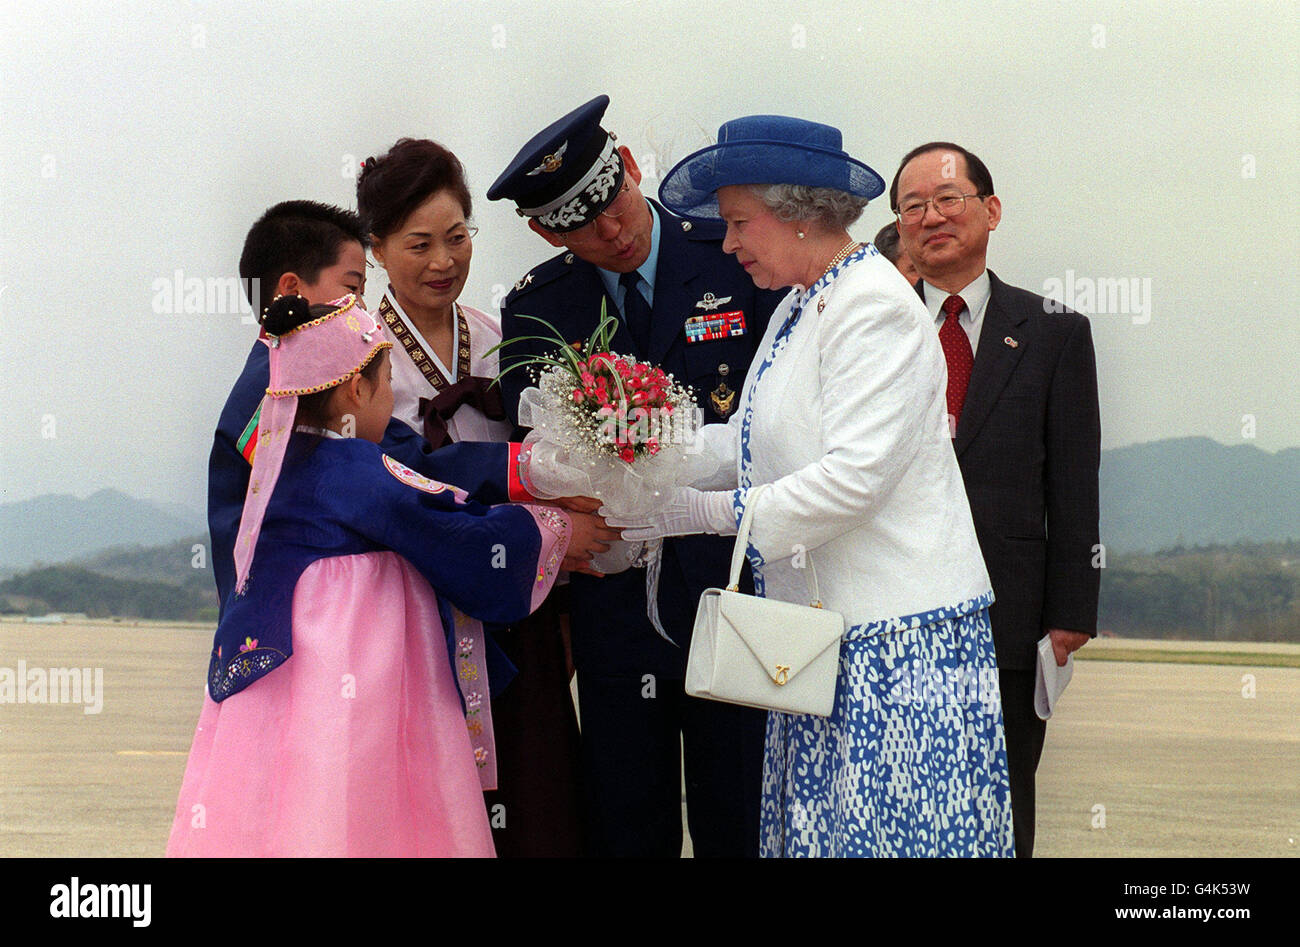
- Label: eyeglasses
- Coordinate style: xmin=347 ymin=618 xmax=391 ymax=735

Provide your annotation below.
xmin=569 ymin=184 xmax=636 ymax=236
xmin=896 ymin=191 xmax=985 ymax=224
xmin=599 ymin=184 xmax=634 ymax=219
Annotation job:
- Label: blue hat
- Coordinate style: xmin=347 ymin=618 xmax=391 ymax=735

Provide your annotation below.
xmin=487 ymin=95 xmax=627 ymax=233
xmin=658 ymin=114 xmax=884 ymax=221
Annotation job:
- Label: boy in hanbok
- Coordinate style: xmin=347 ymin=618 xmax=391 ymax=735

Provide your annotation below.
xmin=168 ymin=294 xmax=613 ymax=857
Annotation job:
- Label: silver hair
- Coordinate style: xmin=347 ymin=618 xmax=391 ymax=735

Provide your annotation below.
xmin=750 ymin=184 xmax=869 ymax=230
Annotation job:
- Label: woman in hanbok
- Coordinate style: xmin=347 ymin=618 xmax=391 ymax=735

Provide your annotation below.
xmin=356 ymin=139 xmax=586 ymax=856
xmin=613 ymin=116 xmax=1015 ymax=857
xmin=167 ymin=294 xmax=612 ymax=857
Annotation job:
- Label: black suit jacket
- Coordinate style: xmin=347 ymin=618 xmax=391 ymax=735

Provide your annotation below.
xmin=922 ymin=271 xmax=1101 ymax=669
xmin=501 ymin=200 xmax=782 ymax=676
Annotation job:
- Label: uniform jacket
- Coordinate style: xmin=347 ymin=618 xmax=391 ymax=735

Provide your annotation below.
xmin=500 ymin=199 xmax=783 ymax=675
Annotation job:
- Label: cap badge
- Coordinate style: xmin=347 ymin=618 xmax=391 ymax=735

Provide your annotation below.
xmin=514 ymin=272 xmax=535 ymax=291
xmin=527 ymin=141 xmax=568 ymax=176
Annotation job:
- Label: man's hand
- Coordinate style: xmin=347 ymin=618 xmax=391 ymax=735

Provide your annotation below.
xmin=561 ymin=509 xmax=620 ymax=575
xmin=1048 ymin=628 xmax=1091 ymax=667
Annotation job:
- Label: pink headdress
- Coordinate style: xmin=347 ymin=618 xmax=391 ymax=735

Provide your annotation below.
xmin=233 ymin=294 xmax=392 ymax=595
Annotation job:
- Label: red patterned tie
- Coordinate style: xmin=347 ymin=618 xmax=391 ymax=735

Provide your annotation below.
xmin=938 ymin=294 xmax=973 ymax=434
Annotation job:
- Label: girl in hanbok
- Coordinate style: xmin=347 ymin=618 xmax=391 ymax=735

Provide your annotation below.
xmin=167 ymin=293 xmax=611 ymax=857
xmin=613 ymin=116 xmax=1015 ymax=857
xmin=356 ymin=138 xmax=587 ymax=856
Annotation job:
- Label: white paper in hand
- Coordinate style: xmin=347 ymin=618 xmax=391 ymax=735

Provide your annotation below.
xmin=1034 ymin=633 xmax=1075 ymax=720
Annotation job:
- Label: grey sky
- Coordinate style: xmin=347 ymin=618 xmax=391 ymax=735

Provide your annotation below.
xmin=1 ymin=0 xmax=1296 ymax=512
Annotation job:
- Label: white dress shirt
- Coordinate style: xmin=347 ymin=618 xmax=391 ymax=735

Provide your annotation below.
xmin=922 ymin=270 xmax=991 ymax=358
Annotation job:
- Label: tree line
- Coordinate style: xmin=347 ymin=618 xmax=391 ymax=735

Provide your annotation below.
xmin=1099 ymin=540 xmax=1300 ymax=642
xmin=2 ymin=539 xmax=1297 ymax=640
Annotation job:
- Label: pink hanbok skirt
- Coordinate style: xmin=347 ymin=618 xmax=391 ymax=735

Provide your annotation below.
xmin=167 ymin=551 xmax=494 ymax=857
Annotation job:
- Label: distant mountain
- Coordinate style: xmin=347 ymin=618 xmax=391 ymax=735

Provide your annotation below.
xmin=0 ymin=437 xmax=1295 ymax=571
xmin=0 ymin=489 xmax=206 ymax=572
xmin=1101 ymin=437 xmax=1300 ymax=553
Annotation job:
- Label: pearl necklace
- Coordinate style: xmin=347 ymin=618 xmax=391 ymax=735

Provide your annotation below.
xmin=822 ymin=239 xmax=862 ymax=278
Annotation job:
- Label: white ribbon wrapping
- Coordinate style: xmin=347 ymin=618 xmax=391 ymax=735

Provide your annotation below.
xmin=517 ymin=383 xmax=714 ymax=642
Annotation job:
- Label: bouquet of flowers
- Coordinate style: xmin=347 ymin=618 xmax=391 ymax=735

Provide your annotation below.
xmin=492 ymin=302 xmax=706 ymax=583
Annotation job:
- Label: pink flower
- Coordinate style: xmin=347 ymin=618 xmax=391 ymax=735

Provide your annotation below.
xmin=572 ymin=388 xmax=584 ymax=403
xmin=647 ymin=438 xmax=660 ymax=455
xmin=619 ymin=446 xmax=635 ymax=463
xmin=239 ymin=637 xmax=257 ymax=652
xmin=580 ymin=371 xmax=595 ymax=387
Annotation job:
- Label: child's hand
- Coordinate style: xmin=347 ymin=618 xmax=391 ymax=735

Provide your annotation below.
xmin=561 ymin=511 xmax=620 ymax=574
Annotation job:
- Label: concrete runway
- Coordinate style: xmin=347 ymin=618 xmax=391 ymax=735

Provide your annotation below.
xmin=1 ymin=620 xmax=1296 ymax=857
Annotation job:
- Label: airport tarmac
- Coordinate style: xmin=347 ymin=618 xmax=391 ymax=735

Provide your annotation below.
xmin=1 ymin=620 xmax=1296 ymax=858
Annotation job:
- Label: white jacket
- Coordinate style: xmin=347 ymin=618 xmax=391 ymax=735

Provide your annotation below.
xmin=693 ymin=249 xmax=991 ymax=626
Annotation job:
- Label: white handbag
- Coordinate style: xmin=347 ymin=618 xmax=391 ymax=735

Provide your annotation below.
xmin=685 ymin=485 xmax=845 ymax=717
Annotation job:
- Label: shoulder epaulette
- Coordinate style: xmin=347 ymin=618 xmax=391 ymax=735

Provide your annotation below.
xmin=504 ymin=252 xmax=575 ymax=306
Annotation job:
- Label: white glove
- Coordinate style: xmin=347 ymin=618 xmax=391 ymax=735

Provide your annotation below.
xmin=604 ymin=487 xmax=737 ymax=540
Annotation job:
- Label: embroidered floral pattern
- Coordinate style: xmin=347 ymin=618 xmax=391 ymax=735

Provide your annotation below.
xmin=207 ymin=643 xmax=289 ymax=701
xmin=382 ymin=455 xmax=470 ymax=503
xmin=529 ymin=506 xmax=571 ymax=588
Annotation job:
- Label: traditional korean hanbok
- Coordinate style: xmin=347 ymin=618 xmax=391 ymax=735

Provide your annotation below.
xmin=167 ymin=294 xmax=571 ymax=858
xmin=378 ymin=291 xmax=514 ymax=445
xmin=377 ymin=289 xmax=583 ymax=857
xmin=692 ymin=246 xmax=1015 ymax=857
xmin=167 ymin=435 xmax=569 ymax=857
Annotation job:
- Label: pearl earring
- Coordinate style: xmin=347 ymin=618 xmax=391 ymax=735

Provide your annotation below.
xmin=796 ymin=230 xmax=806 ymax=239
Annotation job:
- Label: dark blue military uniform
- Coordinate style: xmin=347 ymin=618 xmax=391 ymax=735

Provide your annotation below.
xmin=500 ymin=199 xmax=782 ymax=857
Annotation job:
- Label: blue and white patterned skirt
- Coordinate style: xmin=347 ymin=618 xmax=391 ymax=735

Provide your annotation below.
xmin=760 ymin=592 xmax=1015 ymax=857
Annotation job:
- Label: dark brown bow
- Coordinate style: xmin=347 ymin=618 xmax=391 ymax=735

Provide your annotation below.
xmin=419 ymin=376 xmax=506 ymax=450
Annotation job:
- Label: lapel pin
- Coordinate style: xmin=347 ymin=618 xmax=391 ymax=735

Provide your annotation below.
xmin=1004 ymin=336 xmax=1019 ymax=348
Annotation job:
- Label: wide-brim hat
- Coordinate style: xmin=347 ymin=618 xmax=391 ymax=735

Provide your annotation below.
xmin=659 ymin=114 xmax=884 ymax=221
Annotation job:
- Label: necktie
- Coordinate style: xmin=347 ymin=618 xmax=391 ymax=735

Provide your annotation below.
xmin=619 ymin=271 xmax=653 ymax=356
xmin=939 ymin=294 xmax=974 ymax=434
